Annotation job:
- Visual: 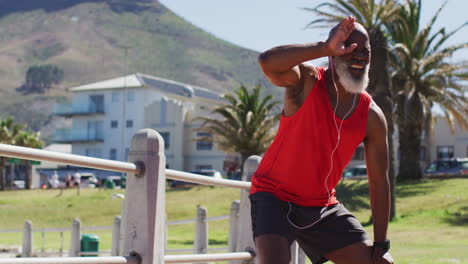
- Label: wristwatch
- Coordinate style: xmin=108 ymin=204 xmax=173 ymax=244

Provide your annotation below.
xmin=373 ymin=240 xmax=390 ymax=252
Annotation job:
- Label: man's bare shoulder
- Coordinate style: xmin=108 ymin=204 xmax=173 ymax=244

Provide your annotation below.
xmin=366 ymin=101 xmax=388 ymax=140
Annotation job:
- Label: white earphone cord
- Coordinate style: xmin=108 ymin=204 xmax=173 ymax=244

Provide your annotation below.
xmin=287 ymin=59 xmax=357 ymax=230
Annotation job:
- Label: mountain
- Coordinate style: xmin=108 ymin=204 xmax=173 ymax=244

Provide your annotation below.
xmin=0 ymin=0 xmax=278 ymax=135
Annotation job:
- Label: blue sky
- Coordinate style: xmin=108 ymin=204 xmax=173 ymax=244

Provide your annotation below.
xmin=159 ymin=0 xmax=467 ymax=60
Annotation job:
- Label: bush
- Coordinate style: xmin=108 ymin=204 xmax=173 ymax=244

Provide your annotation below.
xmin=17 ymin=64 xmax=64 ymax=94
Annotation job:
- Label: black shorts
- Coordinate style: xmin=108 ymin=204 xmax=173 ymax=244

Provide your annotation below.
xmin=250 ymin=192 xmax=369 ymax=264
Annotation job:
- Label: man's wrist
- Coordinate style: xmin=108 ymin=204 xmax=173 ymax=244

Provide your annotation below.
xmin=373 ymin=239 xmax=390 ymax=252
xmin=316 ymin=41 xmax=333 ymax=58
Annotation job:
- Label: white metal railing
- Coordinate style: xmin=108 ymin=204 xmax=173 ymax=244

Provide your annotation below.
xmin=0 ymin=257 xmax=139 ymax=264
xmin=0 ymin=144 xmax=250 ymax=189
xmin=164 ymin=252 xmax=254 ymax=263
xmin=166 ymin=169 xmax=251 ymax=189
xmin=0 ymin=129 xmax=261 ymax=264
xmin=0 ymin=144 xmax=137 ymax=174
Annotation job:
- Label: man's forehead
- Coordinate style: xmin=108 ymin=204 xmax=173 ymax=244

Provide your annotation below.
xmin=353 ymin=22 xmax=368 ymax=36
xmin=329 ymin=21 xmax=369 ymax=39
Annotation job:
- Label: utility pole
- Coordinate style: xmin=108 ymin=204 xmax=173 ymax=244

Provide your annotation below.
xmin=119 ymin=45 xmax=133 ymax=162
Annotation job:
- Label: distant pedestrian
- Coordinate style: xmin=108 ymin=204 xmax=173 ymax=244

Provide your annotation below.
xmin=73 ymin=172 xmax=81 ymax=187
xmin=64 ymin=173 xmax=72 ymax=188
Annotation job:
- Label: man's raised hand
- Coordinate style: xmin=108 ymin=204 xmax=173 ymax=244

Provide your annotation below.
xmin=325 ymin=16 xmax=357 ymax=56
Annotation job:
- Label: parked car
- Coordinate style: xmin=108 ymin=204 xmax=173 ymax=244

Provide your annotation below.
xmin=342 ymin=165 xmax=367 ymax=179
xmin=104 ymin=175 xmax=126 ymax=189
xmin=424 ymin=158 xmax=468 ymax=176
xmin=170 ymin=169 xmax=222 ymax=188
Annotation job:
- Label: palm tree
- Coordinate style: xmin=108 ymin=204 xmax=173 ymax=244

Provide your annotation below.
xmin=197 ymin=84 xmax=280 ymax=172
xmin=15 ymin=130 xmax=43 ymax=189
xmin=387 ymin=0 xmax=467 ymax=181
xmin=304 ymin=0 xmax=400 ymax=219
xmin=0 ymin=118 xmax=23 ymax=190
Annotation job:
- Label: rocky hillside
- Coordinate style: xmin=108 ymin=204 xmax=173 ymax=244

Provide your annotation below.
xmin=0 ymin=0 xmax=277 ymax=136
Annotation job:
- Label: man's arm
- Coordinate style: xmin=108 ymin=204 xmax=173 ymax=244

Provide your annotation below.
xmin=257 ymin=16 xmax=357 ymax=89
xmin=364 ymin=102 xmax=390 ymax=243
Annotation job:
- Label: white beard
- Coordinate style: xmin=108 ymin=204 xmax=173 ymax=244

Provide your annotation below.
xmin=333 ymin=56 xmax=369 ymax=94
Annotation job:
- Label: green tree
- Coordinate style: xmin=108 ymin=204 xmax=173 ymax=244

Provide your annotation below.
xmin=197 ymin=85 xmax=280 ymax=170
xmin=0 ymin=118 xmax=24 ymax=190
xmin=15 ymin=130 xmax=43 ymax=190
xmin=18 ymin=64 xmax=64 ymax=94
xmin=304 ymin=0 xmax=400 ymax=219
xmin=387 ymin=0 xmax=467 ymax=181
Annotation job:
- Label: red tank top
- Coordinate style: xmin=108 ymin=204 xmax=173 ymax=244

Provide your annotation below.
xmin=250 ymin=67 xmax=372 ymax=206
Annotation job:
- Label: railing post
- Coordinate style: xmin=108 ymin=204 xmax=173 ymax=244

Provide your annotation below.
xmin=121 ymin=129 xmax=166 ymax=264
xmin=112 ymin=216 xmax=122 ymax=256
xmin=298 ymin=247 xmax=306 ymax=264
xmin=228 ymin=200 xmax=240 ymax=253
xmin=22 ymin=220 xmax=32 ymax=257
xmin=194 ymin=206 xmax=208 ymax=264
xmin=236 ymin=155 xmax=261 ymax=263
xmin=69 ymin=218 xmax=81 ymax=257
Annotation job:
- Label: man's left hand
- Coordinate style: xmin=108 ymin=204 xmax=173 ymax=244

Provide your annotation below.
xmin=372 ymin=247 xmax=394 ymax=264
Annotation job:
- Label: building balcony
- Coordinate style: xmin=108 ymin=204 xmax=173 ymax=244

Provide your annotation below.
xmin=53 ymin=128 xmax=104 ymax=143
xmin=54 ymin=103 xmax=105 ymax=117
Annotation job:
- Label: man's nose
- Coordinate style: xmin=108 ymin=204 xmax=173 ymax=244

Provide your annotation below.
xmin=352 ymin=50 xmax=369 ymax=62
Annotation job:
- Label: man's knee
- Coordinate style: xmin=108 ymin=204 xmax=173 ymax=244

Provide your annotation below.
xmin=325 ymin=240 xmax=373 ymax=264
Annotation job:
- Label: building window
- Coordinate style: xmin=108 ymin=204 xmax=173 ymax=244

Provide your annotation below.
xmin=110 ymin=148 xmax=117 ymax=160
xmin=160 ymin=132 xmax=170 ymax=150
xmin=127 ymin=91 xmax=135 ymax=102
xmin=111 ymin=120 xmax=118 ymax=128
xmin=112 ymin=92 xmax=120 ymax=103
xmin=126 ymin=120 xmax=133 ymax=128
xmin=352 ymin=146 xmax=365 ymax=161
xmin=89 ymin=94 xmax=104 ymax=113
xmin=437 ymin=145 xmax=454 ymax=159
xmin=85 ymin=148 xmax=102 ymax=158
xmin=196 ymin=132 xmax=213 ymax=150
xmin=125 ymin=148 xmax=129 ymax=160
xmin=196 ymin=165 xmax=213 ymax=170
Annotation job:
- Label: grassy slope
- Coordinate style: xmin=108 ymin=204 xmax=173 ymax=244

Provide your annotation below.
xmin=0 ymin=0 xmax=277 ymax=132
xmin=0 ymin=178 xmax=467 ymax=263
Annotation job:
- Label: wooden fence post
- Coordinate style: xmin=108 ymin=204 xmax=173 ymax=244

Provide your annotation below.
xmin=112 ymin=216 xmax=122 ymax=256
xmin=194 ymin=206 xmax=208 ymax=264
xmin=228 ymin=200 xmax=240 ymax=253
xmin=22 ymin=220 xmax=32 ymax=257
xmin=69 ymin=218 xmax=81 ymax=257
xmin=236 ymin=155 xmax=261 ymax=263
xmin=121 ymin=129 xmax=166 ymax=264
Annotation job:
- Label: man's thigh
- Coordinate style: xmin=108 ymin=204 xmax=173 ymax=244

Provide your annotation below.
xmin=324 ymin=240 xmax=373 ymax=264
xmin=255 ymin=234 xmax=292 ymax=264
xmin=250 ymin=192 xmax=295 ymax=264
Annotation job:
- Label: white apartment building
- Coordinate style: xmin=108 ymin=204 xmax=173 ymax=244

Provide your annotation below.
xmin=53 ymin=73 xmax=230 ymax=173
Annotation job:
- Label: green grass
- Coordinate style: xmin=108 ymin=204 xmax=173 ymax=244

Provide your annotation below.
xmin=0 ymin=179 xmax=467 ymax=263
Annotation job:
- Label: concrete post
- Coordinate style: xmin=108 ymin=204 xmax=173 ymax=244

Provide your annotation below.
xmin=298 ymin=247 xmax=306 ymax=264
xmin=69 ymin=218 xmax=81 ymax=257
xmin=112 ymin=216 xmax=122 ymax=256
xmin=22 ymin=220 xmax=32 ymax=257
xmin=121 ymin=129 xmax=166 ymax=264
xmin=194 ymin=206 xmax=208 ymax=261
xmin=236 ymin=155 xmax=261 ymax=264
xmin=228 ymin=200 xmax=240 ymax=253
